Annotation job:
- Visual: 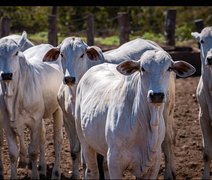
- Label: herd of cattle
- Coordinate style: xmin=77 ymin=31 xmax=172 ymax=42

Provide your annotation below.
xmin=0 ymin=26 xmax=211 ymax=180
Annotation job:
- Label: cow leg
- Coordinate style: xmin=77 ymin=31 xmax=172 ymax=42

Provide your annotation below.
xmin=199 ymin=108 xmax=212 ymax=180
xmin=18 ymin=130 xmax=28 ymax=168
xmin=80 ymin=149 xmax=86 ymax=178
xmin=0 ymin=126 xmax=3 ymax=179
xmin=162 ymin=102 xmax=176 ymax=180
xmin=28 ymin=122 xmax=40 ymax=180
xmin=38 ymin=119 xmax=46 ymax=178
xmin=64 ymin=113 xmax=105 ymax=179
xmin=81 ymin=143 xmax=99 ymax=179
xmin=51 ymin=108 xmax=63 ymax=180
xmin=162 ymin=130 xmax=176 ymax=180
xmin=148 ymin=152 xmax=162 ymax=179
xmin=63 ymin=114 xmax=80 ymax=179
xmin=4 ymin=128 xmax=19 ymax=180
xmin=107 ymin=148 xmax=123 ymax=179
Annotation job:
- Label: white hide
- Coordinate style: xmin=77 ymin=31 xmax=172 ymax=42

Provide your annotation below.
xmin=0 ymin=32 xmax=63 ymax=180
xmin=191 ymin=26 xmax=212 ymax=179
xmin=75 ymin=50 xmax=195 ymax=179
xmin=0 ymin=31 xmax=35 ymax=177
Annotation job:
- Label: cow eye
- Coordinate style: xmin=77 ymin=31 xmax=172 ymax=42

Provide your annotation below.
xmin=15 ymin=51 xmax=18 ymax=56
xmin=60 ymin=53 xmax=64 ymax=58
xmin=167 ymin=67 xmax=172 ymax=71
xmin=200 ymin=40 xmax=204 ymax=44
xmin=141 ymin=67 xmax=145 ymax=72
xmin=80 ymin=54 xmax=84 ymax=58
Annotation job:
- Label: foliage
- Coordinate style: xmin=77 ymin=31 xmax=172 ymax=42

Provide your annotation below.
xmin=1 ymin=6 xmax=211 ymax=46
xmin=175 ymin=24 xmax=193 ymax=41
xmin=0 ymin=6 xmax=50 ymax=33
xmin=139 ymin=32 xmax=165 ymax=44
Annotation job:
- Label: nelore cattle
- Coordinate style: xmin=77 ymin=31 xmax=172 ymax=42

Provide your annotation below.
xmin=192 ymin=26 xmax=212 ymax=179
xmin=0 ymin=31 xmax=64 ymax=179
xmin=75 ymin=49 xmax=195 ymax=179
xmin=0 ymin=32 xmax=35 ymax=178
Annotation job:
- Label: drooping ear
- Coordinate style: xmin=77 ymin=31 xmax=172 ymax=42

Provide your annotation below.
xmin=116 ymin=60 xmax=140 ymax=76
xmin=86 ymin=46 xmax=104 ymax=61
xmin=172 ymin=61 xmax=196 ymax=78
xmin=18 ymin=31 xmax=27 ymax=48
xmin=43 ymin=48 xmax=60 ymax=62
xmin=191 ymin=32 xmax=200 ymax=42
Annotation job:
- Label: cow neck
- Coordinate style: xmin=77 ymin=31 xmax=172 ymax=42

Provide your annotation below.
xmin=140 ymin=103 xmax=165 ymax=177
xmin=3 ymin=59 xmax=27 ymax=123
xmin=3 ymin=75 xmax=20 ymax=123
xmin=127 ymin=74 xmax=165 ymax=176
xmin=200 ymin=57 xmax=212 ymax=126
xmin=202 ymin=67 xmax=212 ymax=86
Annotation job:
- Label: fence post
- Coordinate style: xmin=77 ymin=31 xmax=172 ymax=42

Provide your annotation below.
xmin=164 ymin=9 xmax=176 ymax=47
xmin=87 ymin=13 xmax=94 ymax=46
xmin=0 ymin=16 xmax=10 ymax=38
xmin=194 ymin=19 xmax=204 ymax=33
xmin=118 ymin=12 xmax=130 ymax=45
xmin=48 ymin=6 xmax=58 ymax=46
xmin=194 ymin=19 xmax=205 ymax=49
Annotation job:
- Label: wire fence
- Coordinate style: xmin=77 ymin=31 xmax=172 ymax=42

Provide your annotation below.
xmin=0 ymin=10 xmax=205 ymax=47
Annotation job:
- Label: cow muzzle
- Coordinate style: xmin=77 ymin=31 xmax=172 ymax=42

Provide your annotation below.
xmin=206 ymin=56 xmax=212 ymax=65
xmin=1 ymin=73 xmax=13 ymax=81
xmin=148 ymin=91 xmax=165 ymax=104
xmin=63 ymin=76 xmax=76 ymax=86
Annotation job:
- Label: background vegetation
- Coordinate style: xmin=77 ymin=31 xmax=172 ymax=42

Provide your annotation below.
xmin=0 ymin=6 xmax=211 ymax=46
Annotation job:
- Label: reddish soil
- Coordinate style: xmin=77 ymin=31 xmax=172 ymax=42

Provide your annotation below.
xmin=1 ymin=75 xmax=205 ymax=179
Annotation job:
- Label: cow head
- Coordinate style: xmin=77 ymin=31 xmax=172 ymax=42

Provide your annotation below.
xmin=116 ymin=50 xmax=196 ymax=105
xmin=43 ymin=37 xmax=105 ymax=86
xmin=0 ymin=31 xmax=27 ymax=96
xmin=191 ymin=27 xmax=212 ymax=67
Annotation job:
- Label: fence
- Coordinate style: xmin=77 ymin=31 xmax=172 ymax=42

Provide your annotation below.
xmin=0 ymin=9 xmax=205 ymax=48
xmin=0 ymin=9 xmax=205 ymax=76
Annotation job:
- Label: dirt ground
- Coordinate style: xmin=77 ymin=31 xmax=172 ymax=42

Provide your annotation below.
xmin=1 ymin=75 xmax=206 ymax=179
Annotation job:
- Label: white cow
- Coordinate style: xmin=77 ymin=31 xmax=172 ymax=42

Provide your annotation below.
xmin=75 ymin=49 xmax=195 ymax=179
xmin=0 ymin=32 xmax=35 ymax=178
xmin=0 ymin=31 xmax=64 ymax=179
xmin=191 ymin=26 xmax=212 ymax=179
xmin=45 ymin=37 xmax=179 ymax=179
xmin=41 ymin=37 xmax=104 ymax=179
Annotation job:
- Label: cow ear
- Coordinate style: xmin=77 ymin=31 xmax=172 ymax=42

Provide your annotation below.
xmin=191 ymin=32 xmax=200 ymax=42
xmin=116 ymin=60 xmax=140 ymax=76
xmin=86 ymin=46 xmax=104 ymax=61
xmin=43 ymin=48 xmax=60 ymax=62
xmin=18 ymin=31 xmax=27 ymax=48
xmin=172 ymin=61 xmax=196 ymax=78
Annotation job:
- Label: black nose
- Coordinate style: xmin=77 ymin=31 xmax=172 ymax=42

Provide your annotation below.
xmin=1 ymin=73 xmax=13 ymax=81
xmin=64 ymin=76 xmax=76 ymax=85
xmin=149 ymin=92 xmax=165 ymax=103
xmin=207 ymin=56 xmax=212 ymax=65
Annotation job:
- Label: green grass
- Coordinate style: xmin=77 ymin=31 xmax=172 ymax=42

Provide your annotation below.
xmin=28 ymin=32 xmax=48 ymax=45
xmin=27 ymin=31 xmax=196 ymax=48
xmin=140 ymin=32 xmax=165 ymax=44
xmin=95 ymin=36 xmax=120 ymax=46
